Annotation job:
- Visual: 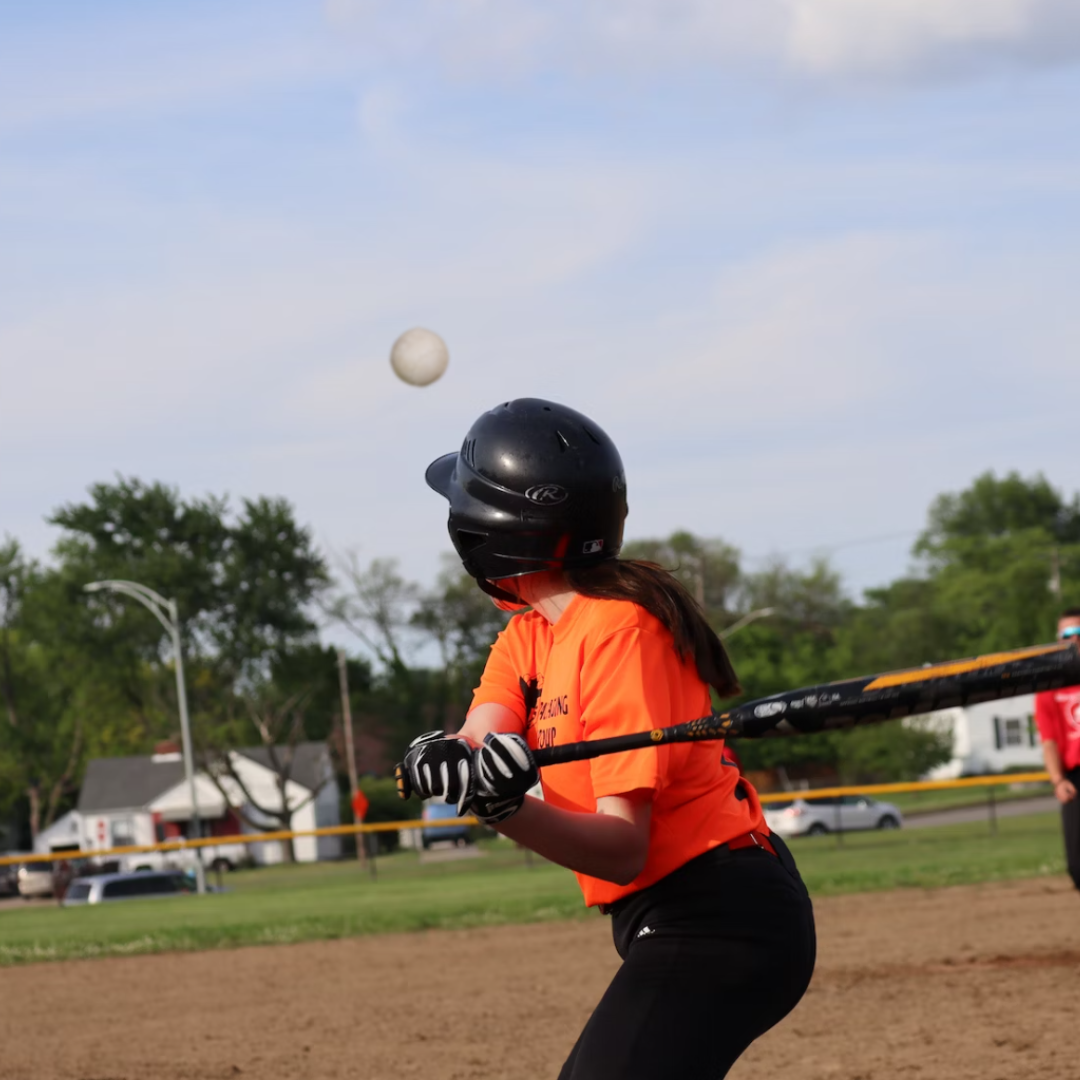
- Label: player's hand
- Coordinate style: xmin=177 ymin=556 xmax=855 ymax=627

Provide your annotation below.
xmin=471 ymin=733 xmax=539 ymax=824
xmin=403 ymin=731 xmax=476 ymax=815
xmin=1054 ymin=778 xmax=1077 ymax=804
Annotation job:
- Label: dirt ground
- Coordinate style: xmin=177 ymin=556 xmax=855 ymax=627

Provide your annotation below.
xmin=3 ymin=877 xmax=1080 ymax=1080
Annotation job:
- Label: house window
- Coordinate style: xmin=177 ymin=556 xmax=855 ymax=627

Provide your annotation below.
xmin=110 ymin=818 xmax=136 ymax=847
xmin=1003 ymin=718 xmax=1024 ymax=747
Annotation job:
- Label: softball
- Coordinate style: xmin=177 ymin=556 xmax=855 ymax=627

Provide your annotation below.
xmin=389 ymin=328 xmax=449 ymax=387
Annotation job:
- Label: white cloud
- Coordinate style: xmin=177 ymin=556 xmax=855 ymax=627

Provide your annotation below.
xmin=786 ymin=0 xmax=1030 ymax=76
xmin=327 ymin=0 xmax=1080 ymax=83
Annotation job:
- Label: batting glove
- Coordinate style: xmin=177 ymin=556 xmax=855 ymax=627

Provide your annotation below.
xmin=471 ymin=733 xmax=539 ymax=824
xmin=403 ymin=731 xmax=476 ymax=815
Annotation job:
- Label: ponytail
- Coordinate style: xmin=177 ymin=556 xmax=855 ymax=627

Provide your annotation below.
xmin=564 ymin=559 xmax=741 ymax=698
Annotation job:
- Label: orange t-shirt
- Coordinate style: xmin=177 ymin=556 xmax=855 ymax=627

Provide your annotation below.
xmin=470 ymin=594 xmax=767 ymax=907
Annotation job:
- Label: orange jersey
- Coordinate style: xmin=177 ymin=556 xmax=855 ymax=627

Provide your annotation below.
xmin=470 ymin=594 xmax=767 ymax=907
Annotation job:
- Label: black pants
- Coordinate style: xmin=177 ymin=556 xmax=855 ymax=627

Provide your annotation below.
xmin=557 ymin=835 xmax=816 ymax=1080
xmin=1063 ymin=767 xmax=1080 ymax=891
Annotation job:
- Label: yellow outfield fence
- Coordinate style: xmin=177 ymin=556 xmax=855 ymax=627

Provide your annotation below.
xmin=0 ymin=818 xmax=443 ymax=868
xmin=755 ymin=770 xmax=1050 ymax=804
xmin=0 ymin=770 xmax=1053 ymax=868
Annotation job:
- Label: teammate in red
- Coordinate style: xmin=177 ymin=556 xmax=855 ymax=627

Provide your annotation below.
xmin=403 ymin=399 xmax=816 ymax=1079
xmin=1034 ymin=607 xmax=1080 ymax=892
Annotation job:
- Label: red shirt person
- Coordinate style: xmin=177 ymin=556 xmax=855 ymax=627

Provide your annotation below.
xmin=1033 ymin=608 xmax=1080 ymax=891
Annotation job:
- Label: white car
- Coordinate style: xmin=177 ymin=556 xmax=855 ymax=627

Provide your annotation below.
xmin=764 ymin=795 xmax=903 ymax=838
xmin=15 ymin=861 xmax=56 ymax=898
xmin=121 ymin=842 xmax=247 ymax=875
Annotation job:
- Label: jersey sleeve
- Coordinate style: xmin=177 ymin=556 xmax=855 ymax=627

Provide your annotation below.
xmin=580 ymin=627 xmax=677 ymax=799
xmin=470 ymin=618 xmax=530 ymax=725
xmin=1034 ymin=691 xmax=1060 ymax=744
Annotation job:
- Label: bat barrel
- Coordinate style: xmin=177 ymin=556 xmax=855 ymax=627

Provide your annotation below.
xmin=726 ymin=640 xmax=1080 ymax=739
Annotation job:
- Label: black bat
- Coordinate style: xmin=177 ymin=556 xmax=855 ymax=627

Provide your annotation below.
xmin=396 ymin=640 xmax=1078 ymax=800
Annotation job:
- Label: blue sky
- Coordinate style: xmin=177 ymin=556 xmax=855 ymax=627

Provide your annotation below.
xmin=3 ymin=0 xmax=1080 ymax=605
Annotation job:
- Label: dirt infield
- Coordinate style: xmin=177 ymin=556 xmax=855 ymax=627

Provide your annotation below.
xmin=4 ymin=876 xmax=1080 ymax=1080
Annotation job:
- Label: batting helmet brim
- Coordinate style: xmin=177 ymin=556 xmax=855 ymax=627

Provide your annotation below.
xmin=425 ymin=452 xmax=456 ymax=498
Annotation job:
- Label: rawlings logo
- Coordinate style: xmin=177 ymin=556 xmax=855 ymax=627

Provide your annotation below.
xmin=754 ymin=701 xmax=787 ymax=719
xmin=525 ymin=484 xmax=569 ymax=505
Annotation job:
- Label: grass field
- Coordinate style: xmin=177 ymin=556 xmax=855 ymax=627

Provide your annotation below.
xmin=885 ymin=781 xmax=1052 ymax=816
xmin=0 ymin=812 xmax=1066 ymax=967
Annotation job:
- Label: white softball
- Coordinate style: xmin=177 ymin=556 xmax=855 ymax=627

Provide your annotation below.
xmin=389 ymin=328 xmax=449 ymax=387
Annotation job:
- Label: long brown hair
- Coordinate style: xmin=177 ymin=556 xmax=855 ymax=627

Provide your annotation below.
xmin=565 ymin=559 xmax=742 ymax=699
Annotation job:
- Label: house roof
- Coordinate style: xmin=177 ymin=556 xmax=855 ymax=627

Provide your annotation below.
xmin=78 ymin=756 xmax=187 ymax=813
xmin=234 ymin=743 xmax=329 ymax=796
xmin=77 ymin=743 xmax=330 ymax=814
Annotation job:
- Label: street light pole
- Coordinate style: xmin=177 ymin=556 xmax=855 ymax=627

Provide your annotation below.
xmin=84 ymin=580 xmax=206 ymax=895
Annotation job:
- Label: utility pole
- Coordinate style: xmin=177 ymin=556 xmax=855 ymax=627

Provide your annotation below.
xmin=336 ymin=648 xmax=365 ymax=866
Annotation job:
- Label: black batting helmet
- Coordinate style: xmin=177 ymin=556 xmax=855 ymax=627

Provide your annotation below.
xmin=426 ymin=399 xmax=628 ymax=590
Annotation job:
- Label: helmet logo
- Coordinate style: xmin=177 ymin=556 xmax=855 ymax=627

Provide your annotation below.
xmin=525 ymin=484 xmax=569 ymax=506
xmin=583 ymin=539 xmax=604 ymax=555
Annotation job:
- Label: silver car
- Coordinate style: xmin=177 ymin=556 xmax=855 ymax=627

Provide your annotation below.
xmin=764 ymin=795 xmax=903 ymax=838
xmin=62 ymin=870 xmax=194 ymax=905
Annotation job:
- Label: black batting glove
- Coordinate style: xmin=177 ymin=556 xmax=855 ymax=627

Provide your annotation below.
xmin=403 ymin=731 xmax=476 ymax=815
xmin=471 ymin=733 xmax=539 ymax=824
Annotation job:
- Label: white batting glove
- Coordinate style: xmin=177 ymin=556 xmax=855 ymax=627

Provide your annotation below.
xmin=470 ymin=733 xmax=539 ymax=824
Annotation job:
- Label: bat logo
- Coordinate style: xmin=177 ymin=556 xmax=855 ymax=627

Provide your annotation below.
xmin=525 ymin=484 xmax=569 ymax=505
xmin=754 ymin=701 xmax=787 ymax=719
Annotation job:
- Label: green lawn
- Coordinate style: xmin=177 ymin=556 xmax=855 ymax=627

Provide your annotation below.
xmin=885 ymin=782 xmax=1052 ymax=816
xmin=0 ymin=814 xmax=1066 ymax=967
xmin=794 ymin=811 xmax=1064 ymax=894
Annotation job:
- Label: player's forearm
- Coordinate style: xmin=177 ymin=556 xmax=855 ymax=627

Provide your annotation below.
xmin=496 ymin=797 xmax=650 ymax=886
xmin=458 ymin=702 xmax=524 ymax=747
xmin=1042 ymin=739 xmax=1066 ymax=784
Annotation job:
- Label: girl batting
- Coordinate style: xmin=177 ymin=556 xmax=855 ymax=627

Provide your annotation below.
xmin=403 ymin=398 xmax=816 ymax=1079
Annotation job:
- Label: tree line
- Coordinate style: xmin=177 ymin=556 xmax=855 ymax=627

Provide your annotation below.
xmin=2 ymin=471 xmax=1077 ymax=845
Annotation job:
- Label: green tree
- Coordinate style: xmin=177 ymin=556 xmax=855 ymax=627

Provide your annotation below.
xmin=412 ymin=556 xmax=510 ymax=731
xmin=623 ymin=531 xmax=741 ymax=621
xmin=912 ymin=472 xmax=1080 ymax=653
xmin=0 ymin=541 xmax=148 ymax=838
xmin=54 ymin=478 xmax=329 ymax=684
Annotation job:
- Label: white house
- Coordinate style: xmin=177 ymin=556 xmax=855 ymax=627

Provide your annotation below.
xmin=36 ymin=743 xmax=341 ymax=867
xmin=918 ymin=694 xmax=1044 ymax=780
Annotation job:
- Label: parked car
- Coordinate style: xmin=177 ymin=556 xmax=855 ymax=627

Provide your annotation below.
xmin=764 ymin=795 xmax=903 ymax=838
xmin=62 ymin=870 xmax=195 ymax=906
xmin=421 ymin=801 xmax=472 ymax=849
xmin=16 ymin=861 xmax=56 ymax=899
xmin=123 ymin=844 xmax=243 ymax=875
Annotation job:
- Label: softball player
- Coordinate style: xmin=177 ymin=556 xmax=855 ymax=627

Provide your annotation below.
xmin=404 ymin=399 xmax=816 ymax=1079
xmin=1035 ymin=608 xmax=1080 ymax=892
